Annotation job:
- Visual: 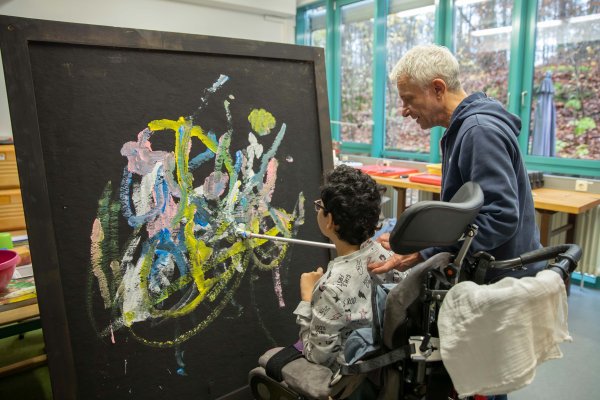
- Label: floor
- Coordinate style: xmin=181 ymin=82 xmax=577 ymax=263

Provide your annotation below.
xmin=1 ymin=284 xmax=598 ymax=399
xmin=511 ymin=283 xmax=600 ymax=399
xmin=0 ymin=328 xmax=52 ymax=400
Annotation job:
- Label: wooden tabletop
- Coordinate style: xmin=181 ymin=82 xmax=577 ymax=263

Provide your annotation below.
xmin=532 ymin=188 xmax=600 ymax=214
xmin=0 ymin=303 xmax=39 ymax=325
xmin=370 ymin=175 xmax=441 ymax=194
xmin=370 ymin=175 xmax=600 ymax=215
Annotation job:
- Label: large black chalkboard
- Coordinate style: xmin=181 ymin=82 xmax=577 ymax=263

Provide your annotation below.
xmin=0 ymin=16 xmax=332 ymax=399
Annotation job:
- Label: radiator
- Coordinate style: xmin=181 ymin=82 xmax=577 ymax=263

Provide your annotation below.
xmin=574 ymin=205 xmax=600 ymax=276
xmin=534 ymin=207 xmax=599 ymax=275
xmin=380 ymin=184 xmax=396 ymax=219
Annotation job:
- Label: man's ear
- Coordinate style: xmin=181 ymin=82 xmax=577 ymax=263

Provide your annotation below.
xmin=431 ymin=78 xmax=447 ymax=98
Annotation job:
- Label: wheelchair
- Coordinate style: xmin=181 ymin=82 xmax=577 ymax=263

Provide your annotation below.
xmin=248 ymin=181 xmax=581 ymax=400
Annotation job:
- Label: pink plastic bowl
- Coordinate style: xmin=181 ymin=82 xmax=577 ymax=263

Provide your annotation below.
xmin=0 ymin=249 xmax=20 ymax=292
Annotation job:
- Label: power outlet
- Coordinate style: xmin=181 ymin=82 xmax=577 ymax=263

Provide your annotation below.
xmin=575 ymin=179 xmax=592 ymax=192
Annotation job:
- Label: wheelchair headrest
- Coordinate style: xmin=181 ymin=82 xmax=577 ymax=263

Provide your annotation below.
xmin=389 ymin=181 xmax=483 ymax=254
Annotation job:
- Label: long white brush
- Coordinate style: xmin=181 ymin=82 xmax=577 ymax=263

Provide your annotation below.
xmin=234 ymin=224 xmax=335 ymax=249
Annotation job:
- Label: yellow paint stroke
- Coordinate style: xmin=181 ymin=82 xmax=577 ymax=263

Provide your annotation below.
xmin=148 ymin=117 xmax=221 ymax=235
xmin=145 ymin=116 xmax=243 ymax=320
xmin=94 ymin=101 xmax=304 ymax=347
xmin=150 ymin=275 xmax=193 ymax=306
xmin=148 ymin=118 xmax=216 ymax=153
xmin=249 ymin=225 xmax=290 ymax=271
xmin=248 ymin=109 xmax=276 ymax=136
xmin=129 ymin=266 xmax=247 ymax=348
xmin=207 ymin=253 xmax=241 ymax=302
xmin=153 ymin=206 xmax=216 ymax=319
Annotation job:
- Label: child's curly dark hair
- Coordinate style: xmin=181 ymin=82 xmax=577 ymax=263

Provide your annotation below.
xmin=320 ymin=164 xmax=382 ymax=245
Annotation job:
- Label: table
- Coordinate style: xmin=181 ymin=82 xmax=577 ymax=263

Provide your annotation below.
xmin=370 ymin=176 xmax=600 ymax=247
xmin=369 ymin=176 xmax=440 ymax=218
xmin=532 ymin=188 xmax=600 ymax=246
xmin=0 ymin=301 xmax=46 ymax=377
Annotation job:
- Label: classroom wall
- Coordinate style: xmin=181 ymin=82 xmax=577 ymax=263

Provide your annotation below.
xmin=296 ymin=0 xmax=321 ymax=8
xmin=0 ymin=0 xmax=297 ymax=137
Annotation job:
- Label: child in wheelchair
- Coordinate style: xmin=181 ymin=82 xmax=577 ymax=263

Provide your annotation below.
xmin=249 ymin=175 xmax=581 ymax=400
xmin=294 ymin=164 xmax=402 ymax=372
xmin=249 ymin=164 xmax=404 ymax=398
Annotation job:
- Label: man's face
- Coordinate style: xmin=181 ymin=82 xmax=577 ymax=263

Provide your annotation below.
xmin=396 ymin=76 xmax=441 ymax=130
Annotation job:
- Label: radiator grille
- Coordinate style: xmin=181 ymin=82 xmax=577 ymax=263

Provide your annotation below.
xmin=535 ymin=207 xmax=599 ymax=275
xmin=380 ymin=185 xmax=396 ymax=220
xmin=574 ymin=205 xmax=600 ymax=275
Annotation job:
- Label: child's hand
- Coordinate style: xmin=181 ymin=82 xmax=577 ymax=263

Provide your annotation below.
xmin=300 ymin=267 xmax=324 ymax=302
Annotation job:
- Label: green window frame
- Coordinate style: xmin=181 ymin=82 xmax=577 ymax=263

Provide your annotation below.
xmin=296 ymin=0 xmax=600 ymax=177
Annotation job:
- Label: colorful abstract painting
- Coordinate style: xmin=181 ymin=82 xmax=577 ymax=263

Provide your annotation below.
xmin=3 ymin=18 xmax=331 ymax=396
xmin=88 ymin=75 xmax=305 ymax=371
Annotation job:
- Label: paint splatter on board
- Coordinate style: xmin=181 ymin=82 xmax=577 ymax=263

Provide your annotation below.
xmin=88 ymin=75 xmax=305 ymax=350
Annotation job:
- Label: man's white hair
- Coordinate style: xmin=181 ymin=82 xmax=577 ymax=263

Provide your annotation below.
xmin=389 ymin=44 xmax=462 ymax=92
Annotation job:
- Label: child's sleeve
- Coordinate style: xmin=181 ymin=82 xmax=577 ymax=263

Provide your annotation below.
xmin=293 ymin=286 xmax=346 ymax=368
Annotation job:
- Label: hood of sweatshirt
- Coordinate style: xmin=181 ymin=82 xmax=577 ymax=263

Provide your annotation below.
xmin=444 ymin=92 xmax=521 ymax=140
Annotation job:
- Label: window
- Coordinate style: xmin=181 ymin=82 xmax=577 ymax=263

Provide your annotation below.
xmin=295 ymin=0 xmax=600 ymax=176
xmin=307 ymin=5 xmax=327 ymax=48
xmin=385 ymin=0 xmax=435 ymax=153
xmin=339 ymin=0 xmax=375 ymax=144
xmin=454 ymin=0 xmax=513 ymax=104
xmin=528 ymin=0 xmax=600 ymax=160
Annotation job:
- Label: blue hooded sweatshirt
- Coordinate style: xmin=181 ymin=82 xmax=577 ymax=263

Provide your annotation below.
xmin=420 ymin=92 xmax=543 ymax=280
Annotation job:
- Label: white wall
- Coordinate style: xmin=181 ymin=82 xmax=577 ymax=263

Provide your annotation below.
xmin=296 ymin=0 xmax=320 ymax=8
xmin=0 ymin=0 xmax=297 ymax=137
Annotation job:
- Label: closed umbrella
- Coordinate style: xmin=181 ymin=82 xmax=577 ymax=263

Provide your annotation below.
xmin=531 ymin=71 xmax=556 ymax=157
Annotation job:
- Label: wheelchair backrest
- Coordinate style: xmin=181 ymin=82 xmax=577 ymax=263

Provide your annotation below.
xmin=389 ymin=181 xmax=484 ymax=255
xmin=383 ymin=252 xmax=452 ymax=349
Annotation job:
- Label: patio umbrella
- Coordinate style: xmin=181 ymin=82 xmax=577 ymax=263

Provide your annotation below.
xmin=531 ymin=71 xmax=557 ymax=157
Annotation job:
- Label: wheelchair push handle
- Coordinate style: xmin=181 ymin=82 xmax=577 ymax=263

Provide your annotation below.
xmin=489 ymin=244 xmax=582 ymax=280
xmin=546 ymin=244 xmax=582 ymax=280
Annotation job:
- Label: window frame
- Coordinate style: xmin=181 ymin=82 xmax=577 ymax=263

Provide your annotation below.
xmin=296 ymin=0 xmax=600 ymax=177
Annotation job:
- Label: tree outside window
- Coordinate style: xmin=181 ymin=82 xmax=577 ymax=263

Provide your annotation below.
xmin=307 ymin=5 xmax=326 ymax=49
xmin=385 ymin=1 xmax=435 ymax=153
xmin=339 ymin=0 xmax=374 ymax=144
xmin=454 ymin=0 xmax=513 ymax=104
xmin=529 ymin=0 xmax=600 ymax=160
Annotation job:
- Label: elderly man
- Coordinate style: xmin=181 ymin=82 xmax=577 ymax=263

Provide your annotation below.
xmin=368 ymin=44 xmax=543 ymax=284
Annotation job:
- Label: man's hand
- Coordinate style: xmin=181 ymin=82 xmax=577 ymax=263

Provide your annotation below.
xmin=376 ymin=233 xmax=391 ymax=250
xmin=368 ymin=252 xmax=423 ymax=274
xmin=300 ymin=267 xmax=324 ymax=302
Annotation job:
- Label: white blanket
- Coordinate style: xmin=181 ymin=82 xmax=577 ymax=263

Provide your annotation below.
xmin=438 ymin=270 xmax=571 ymax=398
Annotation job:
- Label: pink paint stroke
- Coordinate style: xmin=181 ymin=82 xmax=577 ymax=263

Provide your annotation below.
xmin=272 ymin=267 xmax=285 ymax=308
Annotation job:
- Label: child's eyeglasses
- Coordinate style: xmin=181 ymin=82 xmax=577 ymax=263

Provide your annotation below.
xmin=314 ymin=199 xmax=326 ymax=212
